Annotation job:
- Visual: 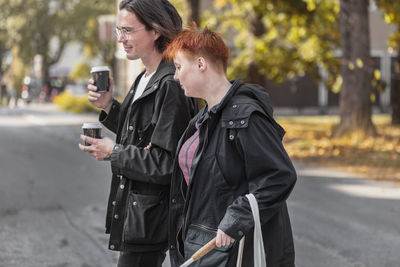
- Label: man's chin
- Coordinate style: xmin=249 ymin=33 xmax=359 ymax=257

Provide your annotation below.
xmin=126 ymin=54 xmax=139 ymax=61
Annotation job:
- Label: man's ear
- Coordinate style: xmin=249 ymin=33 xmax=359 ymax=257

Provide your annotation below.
xmin=197 ymin=57 xmax=207 ymax=71
xmin=153 ymin=30 xmax=161 ymax=41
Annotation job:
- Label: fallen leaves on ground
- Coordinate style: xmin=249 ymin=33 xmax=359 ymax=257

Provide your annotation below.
xmin=277 ymin=115 xmax=400 ymax=183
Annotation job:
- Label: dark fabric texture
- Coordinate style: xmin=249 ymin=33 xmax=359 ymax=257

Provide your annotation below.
xmin=117 ymin=250 xmax=166 ymax=267
xmin=168 ymin=79 xmax=297 ymax=267
xmin=100 ymin=59 xmax=196 ymax=253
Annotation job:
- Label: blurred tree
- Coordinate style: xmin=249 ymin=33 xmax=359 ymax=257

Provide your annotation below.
xmin=335 ymin=0 xmax=376 ymax=136
xmin=69 ymin=62 xmax=91 ymax=82
xmin=82 ymin=17 xmax=116 ymax=77
xmin=186 ymin=0 xmax=200 ymax=25
xmin=0 ymin=9 xmax=10 ymax=80
xmin=169 ymin=0 xmax=199 ymax=26
xmin=204 ymin=0 xmax=341 ymax=88
xmin=0 ymin=0 xmax=114 ymax=94
xmin=7 ymin=47 xmax=29 ymax=97
xmin=375 ymin=0 xmax=400 ymax=125
xmin=0 ymin=43 xmax=9 ymax=85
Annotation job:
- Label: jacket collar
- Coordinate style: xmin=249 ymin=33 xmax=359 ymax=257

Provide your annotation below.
xmin=125 ymin=59 xmax=175 ymax=104
xmin=208 ymin=78 xmax=244 ymax=115
xmin=138 ymin=59 xmax=175 ymax=99
xmin=195 ymin=78 xmax=243 ymax=123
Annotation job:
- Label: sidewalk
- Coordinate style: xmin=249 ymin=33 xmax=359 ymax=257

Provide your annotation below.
xmin=0 ymin=103 xmax=98 ymax=127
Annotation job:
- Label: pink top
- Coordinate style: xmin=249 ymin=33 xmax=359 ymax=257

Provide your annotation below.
xmin=178 ymin=126 xmax=201 ymax=185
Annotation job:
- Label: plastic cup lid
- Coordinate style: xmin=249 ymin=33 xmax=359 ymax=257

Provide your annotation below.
xmin=82 ymin=122 xmax=102 ymax=129
xmin=90 ymin=66 xmax=110 ymax=73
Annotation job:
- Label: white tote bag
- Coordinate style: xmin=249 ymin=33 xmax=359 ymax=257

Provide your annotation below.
xmin=236 ymin=193 xmax=267 ymax=267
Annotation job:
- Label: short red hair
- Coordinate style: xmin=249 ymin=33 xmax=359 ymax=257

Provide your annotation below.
xmin=164 ymin=26 xmax=229 ymax=73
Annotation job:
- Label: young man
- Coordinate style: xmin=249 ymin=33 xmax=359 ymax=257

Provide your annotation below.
xmin=79 ymin=1 xmax=195 ymax=266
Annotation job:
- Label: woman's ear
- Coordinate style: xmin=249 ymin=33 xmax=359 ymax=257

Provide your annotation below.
xmin=197 ymin=57 xmax=207 ymax=71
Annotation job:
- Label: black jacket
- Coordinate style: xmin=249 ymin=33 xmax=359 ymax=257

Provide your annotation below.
xmin=168 ymin=79 xmax=297 ymax=267
xmin=100 ymin=60 xmax=196 ymax=252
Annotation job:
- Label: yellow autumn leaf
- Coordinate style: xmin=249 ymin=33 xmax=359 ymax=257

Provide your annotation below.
xmin=214 ymin=0 xmax=227 ymax=9
xmin=332 ymin=75 xmax=342 ymax=93
xmin=348 ymin=62 xmax=355 ymax=70
xmin=370 ymin=93 xmax=376 ymax=103
xmin=356 ymin=58 xmax=364 ymax=68
xmin=304 ymin=0 xmax=316 ymax=11
xmin=374 ymin=69 xmax=381 ymax=80
xmin=333 ymin=148 xmax=340 ymax=156
xmin=384 ymin=13 xmax=394 ymax=24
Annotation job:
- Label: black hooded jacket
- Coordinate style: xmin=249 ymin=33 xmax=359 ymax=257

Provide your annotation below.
xmin=168 ymin=79 xmax=297 ymax=267
xmin=100 ymin=60 xmax=196 ymax=253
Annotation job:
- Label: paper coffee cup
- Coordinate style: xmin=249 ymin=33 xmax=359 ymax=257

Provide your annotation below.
xmin=82 ymin=122 xmax=102 ymax=146
xmin=91 ymin=66 xmax=110 ymax=92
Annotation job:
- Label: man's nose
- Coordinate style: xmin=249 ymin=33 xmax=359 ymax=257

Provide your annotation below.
xmin=117 ymin=34 xmax=126 ymax=43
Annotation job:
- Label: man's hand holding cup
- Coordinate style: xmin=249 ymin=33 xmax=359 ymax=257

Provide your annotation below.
xmin=88 ymin=66 xmax=113 ymax=111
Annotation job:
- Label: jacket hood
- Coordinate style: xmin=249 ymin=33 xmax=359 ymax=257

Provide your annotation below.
xmin=210 ymin=78 xmax=285 ymax=139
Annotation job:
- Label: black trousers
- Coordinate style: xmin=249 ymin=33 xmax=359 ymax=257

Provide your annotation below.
xmin=117 ymin=250 xmax=166 ymax=267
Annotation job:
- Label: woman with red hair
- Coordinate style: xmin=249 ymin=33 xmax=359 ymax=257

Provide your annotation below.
xmin=164 ymin=27 xmax=297 ymax=267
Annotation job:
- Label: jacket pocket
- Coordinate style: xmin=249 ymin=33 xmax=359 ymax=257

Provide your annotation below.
xmin=136 ymin=123 xmax=154 ymax=147
xmin=184 ymin=224 xmax=234 ymax=267
xmin=123 ymin=192 xmax=168 ymax=244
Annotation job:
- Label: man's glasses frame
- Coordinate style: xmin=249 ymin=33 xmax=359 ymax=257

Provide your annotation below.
xmin=114 ymin=26 xmax=146 ymax=40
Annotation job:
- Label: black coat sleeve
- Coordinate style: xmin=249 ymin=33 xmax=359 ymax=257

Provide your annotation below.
xmin=218 ymin=112 xmax=297 ymax=239
xmin=99 ymin=98 xmax=121 ymax=134
xmin=109 ymin=80 xmax=193 ymax=185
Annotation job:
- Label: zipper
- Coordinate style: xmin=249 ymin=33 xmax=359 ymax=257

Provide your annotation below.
xmin=182 ymin=124 xmax=209 ymax=242
xmin=180 ymin=172 xmax=187 ymax=202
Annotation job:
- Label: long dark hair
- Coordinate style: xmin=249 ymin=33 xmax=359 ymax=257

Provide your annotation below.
xmin=119 ymin=0 xmax=182 ymax=53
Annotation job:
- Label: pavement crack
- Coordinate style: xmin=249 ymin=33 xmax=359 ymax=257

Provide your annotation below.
xmin=0 ymin=208 xmax=19 ymax=217
xmin=59 ymin=207 xmax=105 ymax=252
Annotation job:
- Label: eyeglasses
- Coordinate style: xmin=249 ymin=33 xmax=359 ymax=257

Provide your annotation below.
xmin=114 ymin=26 xmax=145 ymax=40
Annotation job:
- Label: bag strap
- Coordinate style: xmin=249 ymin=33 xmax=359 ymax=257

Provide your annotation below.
xmin=236 ymin=194 xmax=267 ymax=267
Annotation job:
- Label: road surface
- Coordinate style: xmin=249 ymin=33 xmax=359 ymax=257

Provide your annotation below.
xmin=0 ymin=104 xmax=399 ymax=266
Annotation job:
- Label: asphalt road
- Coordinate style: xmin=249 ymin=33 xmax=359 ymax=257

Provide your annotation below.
xmin=0 ymin=104 xmax=399 ymax=267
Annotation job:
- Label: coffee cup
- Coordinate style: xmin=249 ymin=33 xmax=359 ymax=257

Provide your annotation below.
xmin=82 ymin=122 xmax=102 ymax=146
xmin=91 ymin=66 xmax=110 ymax=92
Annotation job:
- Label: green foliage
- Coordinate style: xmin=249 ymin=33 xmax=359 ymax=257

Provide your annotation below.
xmin=203 ymin=0 xmax=341 ymax=86
xmin=82 ymin=17 xmax=116 ymax=68
xmin=7 ymin=47 xmax=29 ymax=95
xmin=69 ymin=62 xmax=91 ymax=82
xmin=53 ymin=91 xmax=99 ymax=114
xmin=0 ymin=0 xmax=115 ymax=86
xmin=169 ymin=0 xmax=186 ymax=24
xmin=375 ymin=0 xmax=400 ymax=49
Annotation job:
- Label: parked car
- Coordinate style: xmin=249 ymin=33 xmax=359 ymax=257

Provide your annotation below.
xmin=21 ymin=76 xmax=41 ymax=104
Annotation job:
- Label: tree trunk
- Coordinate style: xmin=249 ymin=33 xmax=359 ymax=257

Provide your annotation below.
xmin=186 ymin=0 xmax=200 ymax=26
xmin=246 ymin=12 xmax=266 ymax=86
xmin=41 ymin=58 xmax=51 ymax=102
xmin=185 ymin=0 xmax=204 ymax=109
xmin=392 ymin=46 xmax=400 ymax=125
xmin=335 ymin=0 xmax=376 ymax=137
